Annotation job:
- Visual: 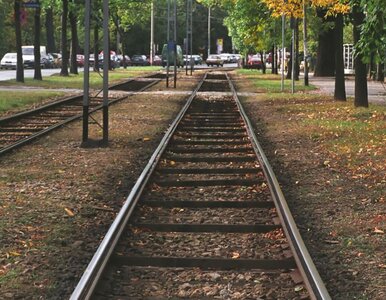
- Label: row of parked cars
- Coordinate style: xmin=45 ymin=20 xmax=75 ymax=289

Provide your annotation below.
xmin=0 ymin=47 xmax=165 ymax=70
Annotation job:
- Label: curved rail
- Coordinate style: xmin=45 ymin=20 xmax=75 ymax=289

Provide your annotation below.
xmin=0 ymin=77 xmax=160 ymax=156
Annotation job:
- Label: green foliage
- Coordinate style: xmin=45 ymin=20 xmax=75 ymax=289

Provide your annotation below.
xmin=353 ymin=0 xmax=386 ymax=63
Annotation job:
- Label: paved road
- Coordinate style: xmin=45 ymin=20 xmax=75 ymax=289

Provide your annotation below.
xmin=0 ymin=68 xmax=65 ymax=81
xmin=309 ymin=76 xmax=386 ymax=105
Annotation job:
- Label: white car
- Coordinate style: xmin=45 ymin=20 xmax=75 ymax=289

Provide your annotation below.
xmin=0 ymin=53 xmax=18 ymax=69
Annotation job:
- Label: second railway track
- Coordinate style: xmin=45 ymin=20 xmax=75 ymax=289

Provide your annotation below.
xmin=71 ymin=72 xmax=330 ymax=299
xmin=0 ymin=76 xmax=160 ymax=156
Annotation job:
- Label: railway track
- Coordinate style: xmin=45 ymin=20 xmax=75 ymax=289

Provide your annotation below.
xmin=71 ymin=72 xmax=330 ymax=299
xmin=0 ymin=76 xmax=160 ymax=156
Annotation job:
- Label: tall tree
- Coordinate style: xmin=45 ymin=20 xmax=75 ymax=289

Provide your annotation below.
xmin=69 ymin=0 xmax=78 ymax=74
xmin=334 ymin=13 xmax=346 ymax=101
xmin=14 ymin=0 xmax=24 ymax=82
xmin=45 ymin=7 xmax=56 ymax=53
xmin=352 ymin=2 xmax=368 ymax=107
xmin=60 ymin=0 xmax=69 ymax=76
xmin=34 ymin=1 xmax=43 ymax=80
xmin=314 ymin=9 xmax=336 ymax=76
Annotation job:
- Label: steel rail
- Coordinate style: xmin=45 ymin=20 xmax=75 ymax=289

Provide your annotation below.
xmin=69 ymin=74 xmax=206 ymax=300
xmin=227 ymin=73 xmax=331 ymax=300
xmin=0 ymin=78 xmax=160 ymax=156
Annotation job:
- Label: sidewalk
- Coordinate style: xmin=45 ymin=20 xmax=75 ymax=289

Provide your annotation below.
xmin=309 ymin=76 xmax=386 ymax=106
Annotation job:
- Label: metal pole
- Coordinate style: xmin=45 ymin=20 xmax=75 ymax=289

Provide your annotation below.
xmin=166 ymin=0 xmax=170 ymax=88
xmin=208 ymin=6 xmax=211 ymax=58
xmin=189 ymin=0 xmax=193 ymax=75
xmin=102 ymin=0 xmax=109 ymax=143
xmin=82 ymin=0 xmax=91 ymax=143
xmin=303 ymin=1 xmax=309 ymax=86
xmin=173 ymin=0 xmax=177 ymax=88
xmin=291 ymin=25 xmax=295 ymax=94
xmin=150 ymin=1 xmax=154 ymax=65
xmin=281 ymin=15 xmax=285 ymax=92
xmin=185 ymin=0 xmax=189 ymax=75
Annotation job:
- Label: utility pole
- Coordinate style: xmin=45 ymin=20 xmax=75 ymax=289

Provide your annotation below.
xmin=185 ymin=0 xmax=193 ymax=75
xmin=173 ymin=0 xmax=177 ymax=88
xmin=291 ymin=17 xmax=295 ymax=94
xmin=207 ymin=6 xmax=211 ymax=58
xmin=82 ymin=0 xmax=91 ymax=144
xmin=281 ymin=15 xmax=285 ymax=92
xmin=303 ymin=1 xmax=309 ymax=86
xmin=150 ymin=1 xmax=154 ymax=65
xmin=102 ymin=0 xmax=109 ymax=143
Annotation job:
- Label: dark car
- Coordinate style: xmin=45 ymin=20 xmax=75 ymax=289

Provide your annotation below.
xmin=131 ymin=55 xmax=149 ymax=66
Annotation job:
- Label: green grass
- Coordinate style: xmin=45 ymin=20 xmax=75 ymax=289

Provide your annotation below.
xmin=0 ymin=66 xmax=161 ymax=90
xmin=236 ymin=68 xmax=315 ymax=93
xmin=0 ymin=90 xmax=65 ymax=113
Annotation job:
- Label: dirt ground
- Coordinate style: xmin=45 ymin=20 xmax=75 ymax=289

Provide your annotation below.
xmin=0 ymin=70 xmax=385 ymax=299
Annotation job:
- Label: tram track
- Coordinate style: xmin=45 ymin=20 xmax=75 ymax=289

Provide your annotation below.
xmin=0 ymin=76 xmax=161 ymax=156
xmin=71 ymin=72 xmax=331 ymax=299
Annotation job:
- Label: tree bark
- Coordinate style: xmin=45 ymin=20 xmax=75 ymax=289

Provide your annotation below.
xmin=14 ymin=0 xmax=24 ymax=82
xmin=294 ymin=19 xmax=299 ymax=81
xmin=376 ymin=63 xmax=384 ymax=82
xmin=34 ymin=3 xmax=42 ymax=80
xmin=45 ymin=7 xmax=56 ymax=53
xmin=352 ymin=5 xmax=368 ymax=108
xmin=69 ymin=0 xmax=78 ymax=75
xmin=334 ymin=14 xmax=346 ymax=101
xmin=314 ymin=9 xmax=335 ymax=76
xmin=60 ymin=0 xmax=69 ymax=76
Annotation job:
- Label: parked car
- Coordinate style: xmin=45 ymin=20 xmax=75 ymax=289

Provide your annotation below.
xmin=153 ymin=55 xmax=162 ymax=66
xmin=247 ymin=54 xmax=263 ymax=69
xmin=22 ymin=45 xmax=47 ymax=68
xmin=117 ymin=55 xmax=131 ymax=67
xmin=206 ymin=54 xmax=224 ymax=67
xmin=131 ymin=54 xmax=149 ymax=66
xmin=42 ymin=53 xmax=55 ymax=68
xmin=183 ymin=55 xmax=202 ymax=65
xmin=99 ymin=55 xmax=120 ymax=69
xmin=161 ymin=44 xmax=184 ymax=67
xmin=0 ymin=53 xmax=18 ymax=69
xmin=192 ymin=55 xmax=203 ymax=65
xmin=50 ymin=53 xmax=62 ymax=68
xmin=76 ymin=54 xmax=84 ymax=67
xmin=220 ymin=53 xmax=232 ymax=63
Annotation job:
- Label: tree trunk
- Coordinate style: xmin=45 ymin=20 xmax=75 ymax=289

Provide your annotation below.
xmin=34 ymin=3 xmax=42 ymax=80
xmin=93 ymin=24 xmax=99 ymax=72
xmin=286 ymin=40 xmax=292 ymax=79
xmin=376 ymin=63 xmax=384 ymax=82
xmin=314 ymin=9 xmax=335 ymax=76
xmin=294 ymin=19 xmax=299 ymax=81
xmin=260 ymin=51 xmax=266 ymax=74
xmin=352 ymin=5 xmax=368 ymax=108
xmin=60 ymin=0 xmax=69 ymax=76
xmin=69 ymin=0 xmax=78 ymax=75
xmin=334 ymin=14 xmax=346 ymax=101
xmin=14 ymin=0 xmax=24 ymax=82
xmin=45 ymin=7 xmax=56 ymax=53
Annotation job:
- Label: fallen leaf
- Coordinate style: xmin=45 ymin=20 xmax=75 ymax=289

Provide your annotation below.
xmin=231 ymin=252 xmax=240 ymax=259
xmin=143 ymin=137 xmax=151 ymax=141
xmin=294 ymin=286 xmax=304 ymax=292
xmin=373 ymin=227 xmax=384 ymax=234
xmin=8 ymin=251 xmax=21 ymax=257
xmin=64 ymin=208 xmax=75 ymax=217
